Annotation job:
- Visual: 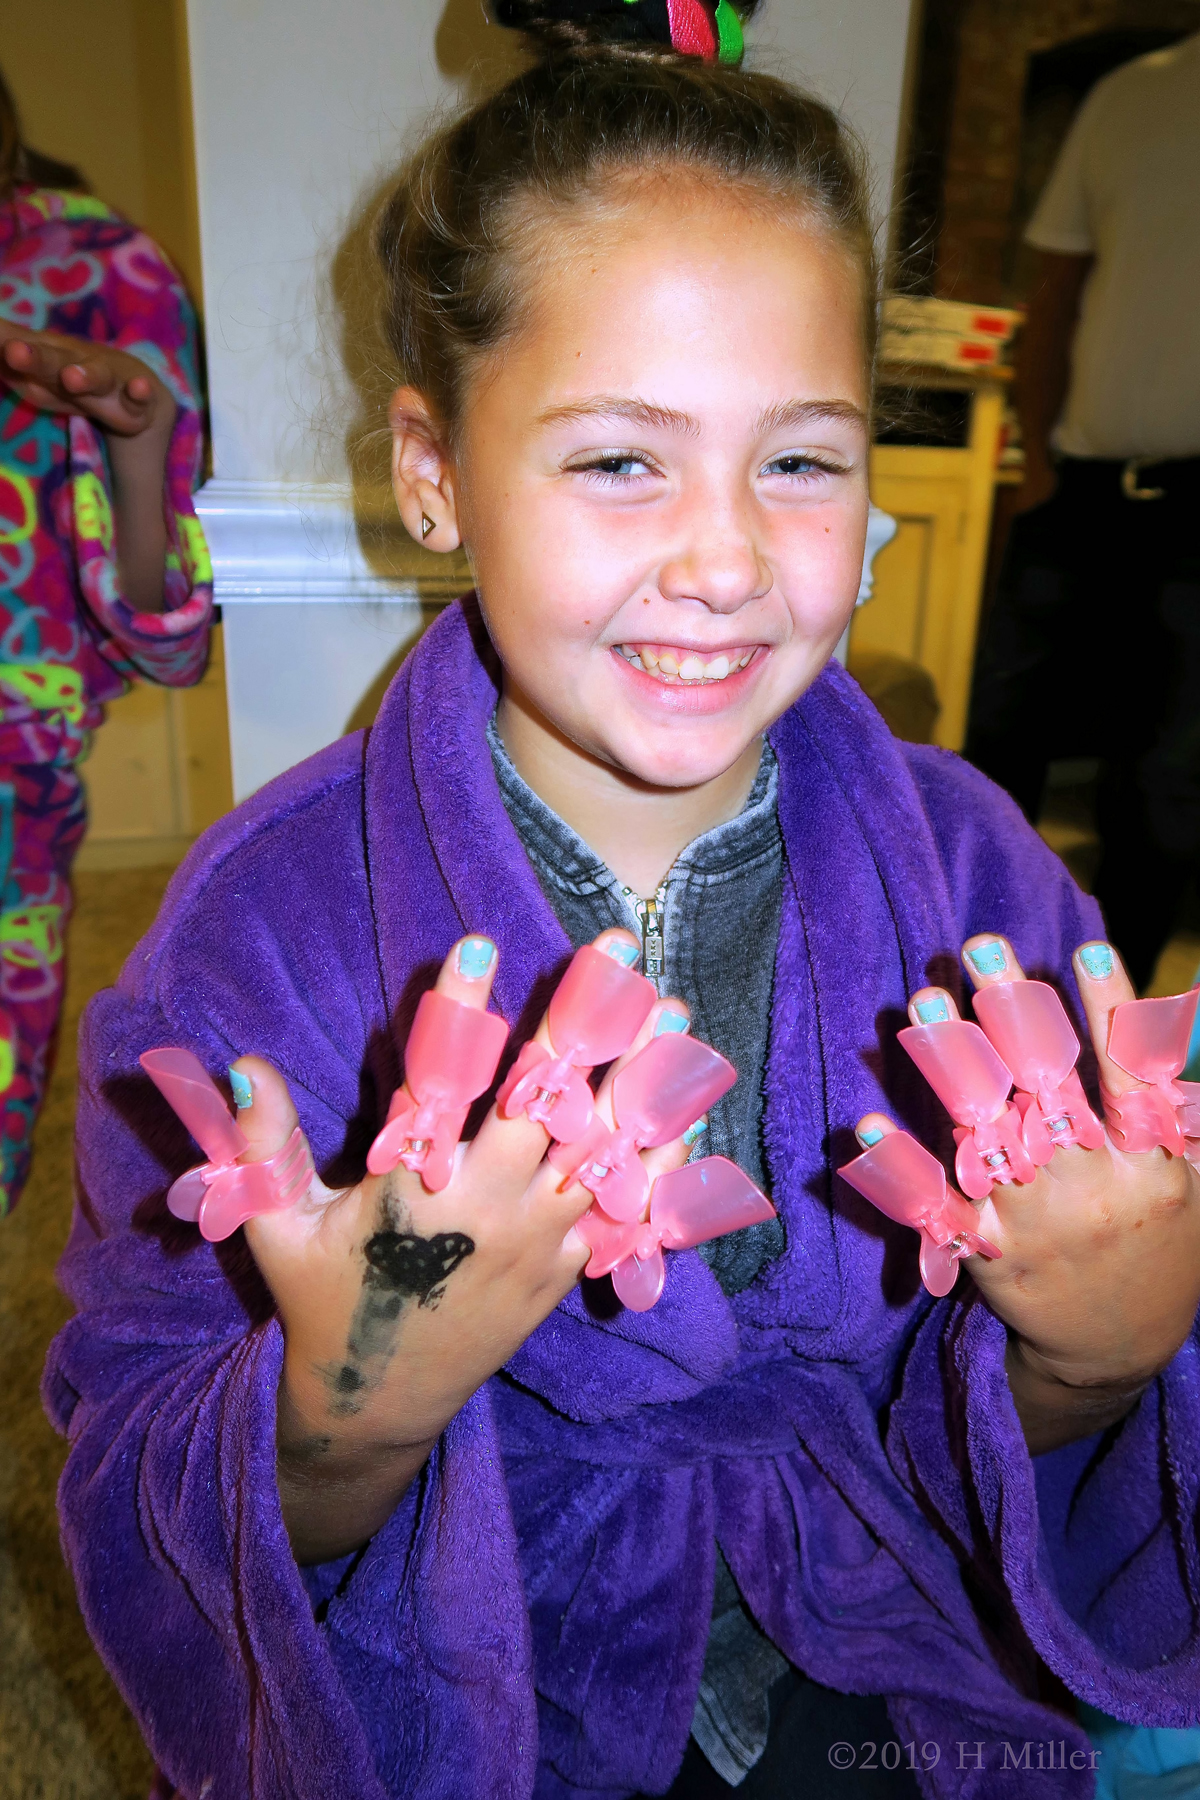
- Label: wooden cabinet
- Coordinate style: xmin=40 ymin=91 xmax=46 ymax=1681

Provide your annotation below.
xmin=851 ymin=372 xmax=1006 ymax=750
xmin=77 ymin=624 xmax=234 ymax=870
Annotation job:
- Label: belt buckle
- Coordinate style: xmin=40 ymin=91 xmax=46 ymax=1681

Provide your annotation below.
xmin=1121 ymin=458 xmax=1165 ymax=501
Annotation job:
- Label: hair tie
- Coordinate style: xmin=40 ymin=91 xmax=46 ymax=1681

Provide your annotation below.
xmin=659 ymin=0 xmax=744 ymax=63
xmin=495 ymin=0 xmax=747 ymax=67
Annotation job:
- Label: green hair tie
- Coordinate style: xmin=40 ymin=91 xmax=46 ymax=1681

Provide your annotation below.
xmin=713 ymin=0 xmax=744 ymax=62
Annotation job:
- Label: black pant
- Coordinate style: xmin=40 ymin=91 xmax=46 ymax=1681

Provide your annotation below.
xmin=646 ymin=1671 xmax=922 ymax=1798
xmin=965 ymin=456 xmax=1200 ymax=991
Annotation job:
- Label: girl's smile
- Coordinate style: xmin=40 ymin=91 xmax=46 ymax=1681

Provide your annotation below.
xmin=609 ymin=641 xmax=766 ymax=716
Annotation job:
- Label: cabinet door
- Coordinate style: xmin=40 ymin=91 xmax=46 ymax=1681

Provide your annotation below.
xmin=77 ymin=625 xmax=233 ymax=870
xmin=854 ymin=453 xmax=988 ymax=747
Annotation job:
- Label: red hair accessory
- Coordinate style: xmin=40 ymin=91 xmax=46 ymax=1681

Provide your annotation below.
xmin=667 ymin=0 xmax=744 ymax=62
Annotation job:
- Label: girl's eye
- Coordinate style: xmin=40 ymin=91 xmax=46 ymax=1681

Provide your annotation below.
xmin=569 ymin=453 xmax=654 ymax=483
xmin=764 ymin=454 xmax=838 ymax=479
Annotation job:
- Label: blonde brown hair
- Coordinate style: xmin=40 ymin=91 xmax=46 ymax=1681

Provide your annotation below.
xmin=375 ymin=8 xmax=877 ymax=442
xmin=0 ymin=67 xmax=85 ymax=200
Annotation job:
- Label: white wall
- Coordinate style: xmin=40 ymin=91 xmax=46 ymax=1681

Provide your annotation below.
xmin=749 ymin=2 xmax=917 ymax=239
xmin=187 ymin=0 xmax=916 ymax=798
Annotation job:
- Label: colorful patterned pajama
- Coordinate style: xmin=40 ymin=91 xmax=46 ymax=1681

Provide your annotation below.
xmin=0 ymin=764 xmax=85 ymax=1212
xmin=0 ymin=185 xmax=213 ymax=1215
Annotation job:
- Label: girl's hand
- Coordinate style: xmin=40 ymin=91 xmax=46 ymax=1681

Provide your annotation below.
xmin=0 ymin=321 xmax=176 ymax=438
xmin=238 ymin=928 xmax=692 ymax=1559
xmin=858 ymin=936 xmax=1200 ymax=1454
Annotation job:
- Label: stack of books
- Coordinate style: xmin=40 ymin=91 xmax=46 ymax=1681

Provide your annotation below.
xmin=880 ymin=296 xmax=1021 ymax=373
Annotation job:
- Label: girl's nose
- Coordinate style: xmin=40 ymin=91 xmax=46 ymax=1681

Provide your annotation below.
xmin=657 ymin=493 xmax=771 ymax=612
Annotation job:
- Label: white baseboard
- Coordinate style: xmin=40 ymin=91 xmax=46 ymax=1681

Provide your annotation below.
xmin=76 ymin=833 xmax=196 ymax=873
xmin=193 ymin=478 xmax=468 ymax=602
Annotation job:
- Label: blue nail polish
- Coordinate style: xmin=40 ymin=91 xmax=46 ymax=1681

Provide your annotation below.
xmin=966 ymin=940 xmax=1006 ymax=977
xmin=859 ymin=1125 xmax=884 ymax=1147
xmin=229 ymin=1067 xmax=253 ymax=1111
xmin=655 ymin=1009 xmax=688 ymax=1036
xmin=915 ymin=996 xmax=950 ymax=1024
xmin=682 ymin=1116 xmax=708 ymax=1146
xmin=1079 ymin=942 xmax=1114 ymax=980
xmin=457 ymin=937 xmax=495 ymax=979
xmin=604 ymin=940 xmax=640 ymax=968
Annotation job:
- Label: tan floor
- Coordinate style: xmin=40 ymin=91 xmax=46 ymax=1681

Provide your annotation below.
xmin=0 ymin=852 xmax=1197 ymax=1800
xmin=0 ymin=867 xmax=170 ymax=1800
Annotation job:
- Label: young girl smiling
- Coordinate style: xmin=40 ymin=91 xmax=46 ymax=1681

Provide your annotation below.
xmin=46 ymin=5 xmax=1200 ymax=1797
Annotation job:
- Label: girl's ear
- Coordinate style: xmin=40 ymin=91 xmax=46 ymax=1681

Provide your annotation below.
xmin=388 ymin=386 xmax=462 ymax=552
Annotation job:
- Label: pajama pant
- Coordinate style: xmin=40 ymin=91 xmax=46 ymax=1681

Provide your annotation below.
xmin=0 ymin=762 xmax=86 ymax=1216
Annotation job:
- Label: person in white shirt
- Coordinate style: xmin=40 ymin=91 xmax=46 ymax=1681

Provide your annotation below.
xmin=967 ymin=33 xmax=1200 ymax=990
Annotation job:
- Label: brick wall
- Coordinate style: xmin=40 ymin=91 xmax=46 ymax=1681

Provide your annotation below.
xmin=934 ymin=0 xmax=1198 ymax=302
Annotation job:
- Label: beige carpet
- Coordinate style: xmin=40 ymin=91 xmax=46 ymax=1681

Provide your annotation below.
xmin=0 ymin=866 xmax=170 ymax=1800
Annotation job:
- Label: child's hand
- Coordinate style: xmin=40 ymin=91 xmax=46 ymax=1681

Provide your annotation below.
xmin=858 ymin=935 xmax=1200 ymax=1454
xmin=0 ymin=321 xmax=176 ymax=439
xmin=0 ymin=321 xmax=178 ymax=608
xmin=237 ymin=929 xmax=692 ymax=1559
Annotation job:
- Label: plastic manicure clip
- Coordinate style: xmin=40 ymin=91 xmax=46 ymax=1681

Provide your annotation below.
xmin=549 ymin=1032 xmax=737 ymax=1219
xmin=140 ymin=1048 xmax=314 ymax=1241
xmin=898 ymin=1017 xmax=1035 ymax=1201
xmin=576 ymin=1155 xmax=777 ymax=1311
xmin=839 ymin=1129 xmax=1001 ymax=1297
xmin=1103 ymin=990 xmax=1200 ymax=1155
xmin=367 ymin=991 xmax=509 ymax=1191
xmin=971 ymin=980 xmax=1105 ymax=1157
xmin=898 ymin=980 xmax=1107 ymax=1200
xmin=497 ymin=944 xmax=656 ymax=1143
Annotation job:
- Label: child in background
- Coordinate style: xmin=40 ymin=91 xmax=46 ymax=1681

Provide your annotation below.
xmin=0 ymin=68 xmax=211 ymax=1216
xmin=44 ymin=6 xmax=1200 ymax=1797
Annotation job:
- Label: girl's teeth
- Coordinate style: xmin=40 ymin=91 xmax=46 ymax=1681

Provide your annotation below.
xmin=617 ymin=645 xmax=755 ymax=682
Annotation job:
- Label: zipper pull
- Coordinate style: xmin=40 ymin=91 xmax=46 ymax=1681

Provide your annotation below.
xmin=634 ymin=889 xmax=666 ymax=987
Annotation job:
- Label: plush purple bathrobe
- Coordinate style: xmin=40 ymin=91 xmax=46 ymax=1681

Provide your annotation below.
xmin=45 ymin=601 xmax=1200 ymax=1799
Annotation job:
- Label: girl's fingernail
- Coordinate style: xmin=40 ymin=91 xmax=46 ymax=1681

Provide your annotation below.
xmin=604 ymin=940 xmax=640 ymax=967
xmin=229 ymin=1067 xmax=253 ymax=1110
xmin=966 ymin=940 xmax=1006 ymax=977
xmin=682 ymin=1116 xmax=708 ymax=1146
xmin=1079 ymin=942 xmax=1114 ymax=980
xmin=914 ymin=995 xmax=950 ymax=1024
xmin=858 ymin=1125 xmax=884 ymax=1147
xmin=655 ymin=1009 xmax=689 ymax=1036
xmin=457 ymin=937 xmax=495 ymax=979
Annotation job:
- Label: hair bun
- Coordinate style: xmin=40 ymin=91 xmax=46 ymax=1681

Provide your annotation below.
xmin=492 ymin=0 xmax=754 ymax=66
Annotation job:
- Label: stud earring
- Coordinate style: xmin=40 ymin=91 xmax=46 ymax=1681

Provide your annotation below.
xmin=421 ymin=513 xmax=435 ymax=541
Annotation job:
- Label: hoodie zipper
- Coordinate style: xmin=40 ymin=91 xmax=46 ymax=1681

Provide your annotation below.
xmin=622 ymin=882 xmax=667 ymax=989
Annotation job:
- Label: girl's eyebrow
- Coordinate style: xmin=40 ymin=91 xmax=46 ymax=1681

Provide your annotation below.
xmin=535 ymin=396 xmax=868 ymax=436
xmin=755 ymin=398 xmax=868 ymax=434
xmin=537 ymin=398 xmax=700 ymax=436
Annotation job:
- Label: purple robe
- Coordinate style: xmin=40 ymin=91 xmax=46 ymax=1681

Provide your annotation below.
xmin=44 ymin=601 xmax=1200 ymax=1799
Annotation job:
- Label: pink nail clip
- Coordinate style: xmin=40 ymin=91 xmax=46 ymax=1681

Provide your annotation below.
xmin=548 ymin=1033 xmax=736 ymax=1220
xmin=1102 ymin=990 xmax=1200 ymax=1155
xmin=576 ymin=1155 xmax=776 ymax=1311
xmin=839 ymin=1129 xmax=1001 ymax=1297
xmin=899 ymin=1019 xmax=1035 ymax=1200
xmin=971 ymin=981 xmax=1104 ymax=1158
xmin=367 ymin=992 xmax=509 ymax=1192
xmin=140 ymin=1048 xmax=313 ymax=1242
xmin=497 ymin=945 xmax=656 ymax=1143
xmin=1176 ymin=1080 xmax=1200 ymax=1160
